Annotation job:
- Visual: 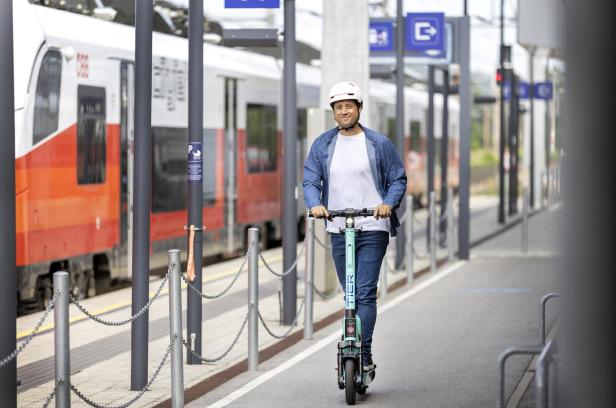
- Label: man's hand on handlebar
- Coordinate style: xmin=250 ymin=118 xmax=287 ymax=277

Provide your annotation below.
xmin=373 ymin=203 xmax=392 ymax=219
xmin=310 ymin=205 xmax=330 ymax=220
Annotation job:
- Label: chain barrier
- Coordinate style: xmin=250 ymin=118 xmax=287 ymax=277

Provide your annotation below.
xmin=383 ymin=259 xmax=402 ymax=274
xmin=71 ymin=272 xmax=169 ymax=327
xmin=313 ymin=233 xmax=332 ymax=250
xmin=41 ymin=380 xmax=60 ymax=408
xmin=258 ymin=299 xmax=305 ymax=339
xmin=413 ymin=213 xmax=426 ymax=225
xmin=310 ymin=281 xmax=340 ymax=300
xmin=21 ymin=379 xmax=62 ymax=408
xmin=413 ymin=244 xmax=429 ymax=259
xmin=70 ymin=335 xmax=176 ymax=408
xmin=183 ymin=252 xmax=248 ymax=300
xmin=183 ymin=311 xmax=249 ymax=363
xmin=259 ymin=240 xmax=307 ymax=277
xmin=1 ymin=290 xmax=59 ymax=369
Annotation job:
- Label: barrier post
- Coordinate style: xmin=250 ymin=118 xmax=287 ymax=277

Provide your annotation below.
xmin=405 ymin=195 xmax=414 ymax=286
xmin=447 ymin=188 xmax=455 ymax=261
xmin=53 ymin=272 xmax=70 ymax=408
xmin=379 ymin=262 xmax=388 ymax=301
xmin=429 ymin=192 xmax=437 ymax=274
xmin=167 ymin=250 xmax=184 ymax=408
xmin=247 ymin=228 xmax=259 ymax=371
xmin=304 ymin=218 xmax=315 ymax=340
xmin=522 ymin=187 xmax=529 ymax=254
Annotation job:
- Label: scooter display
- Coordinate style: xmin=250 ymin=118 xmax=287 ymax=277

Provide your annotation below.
xmin=310 ymin=208 xmax=376 ymax=405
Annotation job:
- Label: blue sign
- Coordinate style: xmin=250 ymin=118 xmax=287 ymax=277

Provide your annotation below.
xmin=503 ymin=81 xmax=530 ymax=100
xmin=518 ymin=82 xmax=530 ymax=99
xmin=534 ymin=82 xmax=553 ymax=100
xmin=369 ymin=21 xmax=395 ymax=52
xmin=225 ymin=0 xmax=280 ymax=8
xmin=405 ymin=12 xmax=445 ymax=53
xmin=503 ymin=82 xmax=512 ymax=101
xmin=187 ymin=142 xmax=203 ymax=182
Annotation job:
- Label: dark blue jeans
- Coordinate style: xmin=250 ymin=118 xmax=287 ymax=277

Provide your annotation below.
xmin=331 ymin=230 xmax=389 ymax=361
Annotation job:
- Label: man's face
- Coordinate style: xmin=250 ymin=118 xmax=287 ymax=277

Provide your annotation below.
xmin=333 ymin=100 xmax=361 ymax=129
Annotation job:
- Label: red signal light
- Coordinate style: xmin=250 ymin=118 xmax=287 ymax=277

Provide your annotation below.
xmin=496 ymin=69 xmax=503 ymax=85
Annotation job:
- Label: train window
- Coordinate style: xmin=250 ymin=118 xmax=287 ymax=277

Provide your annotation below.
xmin=77 ymin=85 xmax=106 ymax=184
xmin=410 ymin=120 xmax=421 ymax=152
xmin=246 ymin=104 xmax=277 ymax=173
xmin=152 ymin=127 xmax=187 ymax=212
xmin=33 ymin=50 xmax=62 ymax=145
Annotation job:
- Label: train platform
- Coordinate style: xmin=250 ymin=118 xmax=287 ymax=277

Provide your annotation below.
xmin=14 ymin=195 xmax=552 ymax=407
xmin=188 ymin=203 xmax=561 ymax=408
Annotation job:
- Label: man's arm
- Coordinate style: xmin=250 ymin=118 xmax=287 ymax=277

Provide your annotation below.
xmin=302 ymin=140 xmax=323 ymax=209
xmin=381 ymin=140 xmax=408 ymax=209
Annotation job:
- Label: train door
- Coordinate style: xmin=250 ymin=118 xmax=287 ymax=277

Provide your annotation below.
xmin=224 ymin=77 xmax=238 ymax=254
xmin=120 ymin=61 xmax=134 ymax=278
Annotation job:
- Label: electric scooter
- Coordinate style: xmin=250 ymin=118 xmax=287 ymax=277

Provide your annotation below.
xmin=310 ymin=208 xmax=376 ymax=405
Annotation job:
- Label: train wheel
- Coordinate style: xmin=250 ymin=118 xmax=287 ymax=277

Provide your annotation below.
xmin=38 ymin=277 xmax=53 ymax=310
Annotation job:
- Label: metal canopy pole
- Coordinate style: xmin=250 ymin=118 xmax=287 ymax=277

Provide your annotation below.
xmin=131 ymin=0 xmax=153 ymax=390
xmin=457 ymin=16 xmax=471 ymax=260
xmin=498 ymin=0 xmax=506 ymax=224
xmin=282 ymin=0 xmax=298 ymax=325
xmin=427 ymin=65 xmax=435 ymax=246
xmin=0 ymin=2 xmax=17 ymax=404
xmin=394 ymin=0 xmax=406 ymax=269
xmin=528 ymin=47 xmax=536 ymax=208
xmin=440 ymin=68 xmax=450 ymax=245
xmin=187 ymin=0 xmax=204 ymax=364
xmin=508 ymin=71 xmax=518 ymax=216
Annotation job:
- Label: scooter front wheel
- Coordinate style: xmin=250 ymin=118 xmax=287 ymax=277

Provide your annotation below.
xmin=345 ymin=359 xmax=357 ymax=405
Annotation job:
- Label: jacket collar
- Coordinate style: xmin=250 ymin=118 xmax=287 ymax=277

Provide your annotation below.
xmin=323 ymin=124 xmax=377 ymax=145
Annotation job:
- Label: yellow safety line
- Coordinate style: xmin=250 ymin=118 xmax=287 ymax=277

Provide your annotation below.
xmin=16 ymin=254 xmax=283 ymax=340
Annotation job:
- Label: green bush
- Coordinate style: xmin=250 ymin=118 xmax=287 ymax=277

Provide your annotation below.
xmin=471 ymin=148 xmax=498 ymax=168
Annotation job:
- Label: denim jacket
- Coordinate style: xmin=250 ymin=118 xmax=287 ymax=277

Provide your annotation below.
xmin=302 ymin=125 xmax=408 ymax=237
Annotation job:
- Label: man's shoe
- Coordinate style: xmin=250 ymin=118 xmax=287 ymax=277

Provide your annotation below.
xmin=362 ymin=355 xmax=376 ymax=373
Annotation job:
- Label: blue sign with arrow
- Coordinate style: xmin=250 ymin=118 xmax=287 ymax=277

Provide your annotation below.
xmin=405 ymin=12 xmax=445 ymax=53
xmin=225 ymin=0 xmax=280 ymax=8
xmin=369 ymin=21 xmax=395 ymax=52
xmin=533 ymin=82 xmax=553 ymax=100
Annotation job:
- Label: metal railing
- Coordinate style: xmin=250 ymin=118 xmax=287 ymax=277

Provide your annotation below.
xmin=497 ymin=292 xmax=562 ymax=408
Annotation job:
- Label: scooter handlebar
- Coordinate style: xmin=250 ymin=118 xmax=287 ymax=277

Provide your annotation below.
xmin=308 ymin=208 xmax=375 ymax=218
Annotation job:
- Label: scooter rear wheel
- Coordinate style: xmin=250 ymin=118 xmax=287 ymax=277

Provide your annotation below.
xmin=345 ymin=359 xmax=356 ymax=405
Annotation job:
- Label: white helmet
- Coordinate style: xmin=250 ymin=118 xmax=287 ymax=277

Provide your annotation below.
xmin=329 ymin=81 xmax=363 ymax=106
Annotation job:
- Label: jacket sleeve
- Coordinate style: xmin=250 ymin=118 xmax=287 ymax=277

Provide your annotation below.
xmin=302 ymin=140 xmax=323 ymax=209
xmin=382 ymin=140 xmax=408 ymax=209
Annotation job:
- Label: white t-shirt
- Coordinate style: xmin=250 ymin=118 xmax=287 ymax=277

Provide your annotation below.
xmin=326 ymin=132 xmax=390 ymax=234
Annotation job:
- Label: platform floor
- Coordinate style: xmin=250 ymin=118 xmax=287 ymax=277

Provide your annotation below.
xmin=14 ymin=196 xmax=554 ymax=407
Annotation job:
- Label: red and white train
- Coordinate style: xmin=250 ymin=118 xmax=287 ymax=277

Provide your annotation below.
xmin=11 ymin=0 xmax=459 ymax=312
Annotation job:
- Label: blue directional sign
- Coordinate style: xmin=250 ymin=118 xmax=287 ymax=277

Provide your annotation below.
xmin=503 ymin=82 xmax=512 ymax=101
xmin=534 ymin=82 xmax=553 ymax=100
xmin=369 ymin=21 xmax=395 ymax=52
xmin=225 ymin=0 xmax=280 ymax=8
xmin=518 ymin=82 xmax=530 ymax=99
xmin=405 ymin=12 xmax=445 ymax=53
